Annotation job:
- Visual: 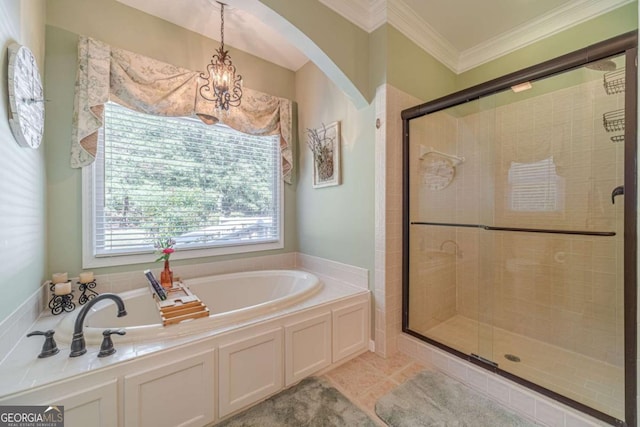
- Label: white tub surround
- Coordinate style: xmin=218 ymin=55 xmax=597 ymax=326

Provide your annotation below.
xmin=0 ymin=283 xmax=45 ymax=365
xmin=0 ymin=266 xmax=370 ymax=427
xmin=295 ymin=253 xmax=369 ymax=290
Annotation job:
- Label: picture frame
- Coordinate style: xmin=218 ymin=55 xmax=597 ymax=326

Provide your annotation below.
xmin=306 ymin=121 xmax=341 ymax=188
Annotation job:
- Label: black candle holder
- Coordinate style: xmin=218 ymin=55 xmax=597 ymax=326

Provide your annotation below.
xmin=78 ymin=280 xmax=99 ymax=305
xmin=48 ymin=282 xmax=75 ymax=315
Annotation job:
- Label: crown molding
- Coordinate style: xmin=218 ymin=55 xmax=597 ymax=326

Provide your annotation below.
xmin=319 ymin=0 xmax=633 ymax=74
xmin=457 ymin=0 xmax=635 ymax=73
xmin=370 ymin=0 xmax=387 ymax=31
xmin=387 ymin=0 xmax=459 ymax=72
xmin=318 ymin=0 xmax=381 ymax=32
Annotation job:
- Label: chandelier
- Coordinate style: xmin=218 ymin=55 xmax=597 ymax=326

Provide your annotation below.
xmin=199 ymin=2 xmax=243 ymax=111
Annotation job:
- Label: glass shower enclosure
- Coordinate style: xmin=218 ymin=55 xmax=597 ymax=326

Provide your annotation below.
xmin=402 ymin=33 xmax=637 ymax=426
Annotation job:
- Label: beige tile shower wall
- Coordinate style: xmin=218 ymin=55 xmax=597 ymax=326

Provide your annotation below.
xmin=374 ymin=86 xmax=387 ymax=356
xmin=491 ymin=233 xmax=623 ymax=365
xmin=374 ymin=85 xmax=421 ymax=357
xmin=453 ymin=77 xmax=624 ymax=366
xmin=493 ymin=79 xmax=624 ymax=231
xmin=407 ymin=109 xmax=459 ymax=334
xmin=455 ymin=108 xmax=497 ymax=226
xmin=409 ymin=225 xmax=457 ymax=332
xmin=454 ymin=107 xmax=500 ymax=327
xmin=412 ymin=111 xmax=459 ymax=223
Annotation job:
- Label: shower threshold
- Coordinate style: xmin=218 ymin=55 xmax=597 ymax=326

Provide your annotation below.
xmin=423 ymin=315 xmax=623 ymax=420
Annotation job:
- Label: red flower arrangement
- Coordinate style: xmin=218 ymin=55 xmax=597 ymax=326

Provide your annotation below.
xmin=154 ymin=238 xmax=176 ymax=262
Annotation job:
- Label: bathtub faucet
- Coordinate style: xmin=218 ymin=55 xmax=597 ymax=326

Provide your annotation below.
xmin=70 ymin=293 xmax=127 ymax=357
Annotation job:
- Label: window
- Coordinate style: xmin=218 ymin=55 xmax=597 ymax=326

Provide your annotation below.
xmin=507 ymin=157 xmax=564 ymax=212
xmin=83 ymin=102 xmax=282 ymax=267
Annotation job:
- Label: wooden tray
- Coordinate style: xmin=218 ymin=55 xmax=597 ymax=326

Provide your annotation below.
xmin=154 ymin=283 xmax=209 ymax=326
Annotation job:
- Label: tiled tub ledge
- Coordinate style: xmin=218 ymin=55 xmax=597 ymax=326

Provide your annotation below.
xmin=0 ymin=263 xmax=371 ymax=426
xmin=397 ymin=333 xmax=612 ymax=427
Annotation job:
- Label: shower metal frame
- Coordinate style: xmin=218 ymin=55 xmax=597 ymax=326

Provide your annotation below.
xmin=401 ymin=31 xmax=638 ymax=427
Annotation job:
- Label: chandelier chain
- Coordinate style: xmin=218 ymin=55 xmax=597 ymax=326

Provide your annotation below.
xmin=219 ymin=2 xmax=225 ymax=50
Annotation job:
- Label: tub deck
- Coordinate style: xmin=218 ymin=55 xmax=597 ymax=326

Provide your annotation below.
xmin=0 ymin=272 xmax=368 ymax=398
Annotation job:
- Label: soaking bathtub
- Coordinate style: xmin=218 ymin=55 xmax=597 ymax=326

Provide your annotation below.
xmin=56 ymin=270 xmax=322 ymax=344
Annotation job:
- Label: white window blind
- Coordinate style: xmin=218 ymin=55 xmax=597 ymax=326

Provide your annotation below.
xmin=90 ymin=102 xmax=281 ymax=260
xmin=508 ymin=157 xmax=564 ymax=212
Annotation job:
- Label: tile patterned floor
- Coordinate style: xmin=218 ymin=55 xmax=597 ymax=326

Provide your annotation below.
xmin=322 ymin=351 xmax=427 ymax=425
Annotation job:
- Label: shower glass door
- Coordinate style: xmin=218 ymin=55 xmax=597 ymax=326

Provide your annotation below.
xmin=405 ymin=51 xmax=628 ymax=423
xmin=489 ymin=55 xmax=626 ymax=421
xmin=407 ymin=94 xmax=498 ymax=363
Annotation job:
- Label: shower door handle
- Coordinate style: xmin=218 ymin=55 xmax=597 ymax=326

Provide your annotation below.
xmin=611 ymin=185 xmax=624 ymax=204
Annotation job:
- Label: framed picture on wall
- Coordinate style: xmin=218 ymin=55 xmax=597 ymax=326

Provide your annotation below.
xmin=306 ymin=121 xmax=341 ymax=188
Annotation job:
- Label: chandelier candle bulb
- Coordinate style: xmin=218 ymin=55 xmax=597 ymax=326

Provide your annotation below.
xmin=54 ymin=281 xmax=72 ymax=295
xmin=52 ymin=272 xmax=68 ymax=284
xmin=79 ymin=272 xmax=94 ymax=284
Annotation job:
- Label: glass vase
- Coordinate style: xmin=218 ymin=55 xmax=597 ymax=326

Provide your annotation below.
xmin=160 ymin=259 xmax=174 ymax=289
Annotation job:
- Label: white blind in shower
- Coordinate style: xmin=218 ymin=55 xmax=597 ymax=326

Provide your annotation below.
xmin=508 ymin=157 xmax=564 ymax=212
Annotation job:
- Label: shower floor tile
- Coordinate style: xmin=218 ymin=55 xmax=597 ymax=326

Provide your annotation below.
xmin=423 ymin=315 xmax=624 ymax=420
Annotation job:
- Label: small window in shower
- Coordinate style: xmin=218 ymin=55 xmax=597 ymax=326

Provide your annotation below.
xmin=507 ymin=156 xmax=564 ymax=212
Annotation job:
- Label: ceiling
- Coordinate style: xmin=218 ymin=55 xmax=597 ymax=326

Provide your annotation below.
xmin=116 ymin=0 xmax=309 ymax=70
xmin=117 ymin=0 xmax=633 ymax=73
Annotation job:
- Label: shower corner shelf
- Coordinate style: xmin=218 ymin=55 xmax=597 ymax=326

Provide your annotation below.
xmin=610 ymin=135 xmax=624 ymax=143
xmin=603 ymin=68 xmax=625 ymax=95
xmin=419 ymin=145 xmax=465 ymax=166
xmin=602 ymin=109 xmax=624 ymax=143
xmin=603 ymin=110 xmax=624 ymax=132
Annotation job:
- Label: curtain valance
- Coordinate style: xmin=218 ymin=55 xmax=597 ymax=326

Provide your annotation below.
xmin=71 ymin=36 xmax=293 ymax=183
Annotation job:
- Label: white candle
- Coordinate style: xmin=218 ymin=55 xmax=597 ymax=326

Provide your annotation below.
xmin=54 ymin=281 xmax=72 ymax=295
xmin=79 ymin=271 xmax=94 ymax=284
xmin=52 ymin=272 xmax=68 ymax=284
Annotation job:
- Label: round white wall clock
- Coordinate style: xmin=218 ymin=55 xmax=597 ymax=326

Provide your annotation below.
xmin=7 ymin=43 xmax=45 ymax=149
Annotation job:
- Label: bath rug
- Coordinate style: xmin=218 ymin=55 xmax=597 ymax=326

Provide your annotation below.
xmin=215 ymin=377 xmax=377 ymax=427
xmin=375 ymin=370 xmax=538 ymax=427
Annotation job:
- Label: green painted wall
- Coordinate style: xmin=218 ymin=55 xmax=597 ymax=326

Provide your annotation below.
xmin=369 ymin=25 xmax=387 ymax=95
xmin=456 ymin=2 xmax=638 ymax=90
xmin=286 ymin=4 xmax=386 ymax=291
xmin=44 ymin=0 xmax=298 ymax=278
xmin=295 ymin=61 xmax=375 ymax=276
xmin=387 ymin=24 xmax=457 ymax=102
xmin=0 ymin=0 xmax=47 ymax=322
xmin=260 ymin=0 xmax=371 ymax=103
xmin=46 ymin=0 xmax=295 ymax=99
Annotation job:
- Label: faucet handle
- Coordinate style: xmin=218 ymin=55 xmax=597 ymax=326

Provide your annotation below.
xmin=26 ymin=330 xmax=60 ymax=358
xmin=98 ymin=329 xmax=126 ymax=358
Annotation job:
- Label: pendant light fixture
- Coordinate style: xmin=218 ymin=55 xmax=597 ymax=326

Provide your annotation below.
xmin=199 ymin=2 xmax=243 ymax=111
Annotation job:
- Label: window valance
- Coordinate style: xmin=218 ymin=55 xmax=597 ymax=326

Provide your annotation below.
xmin=71 ymin=36 xmax=293 ymax=184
